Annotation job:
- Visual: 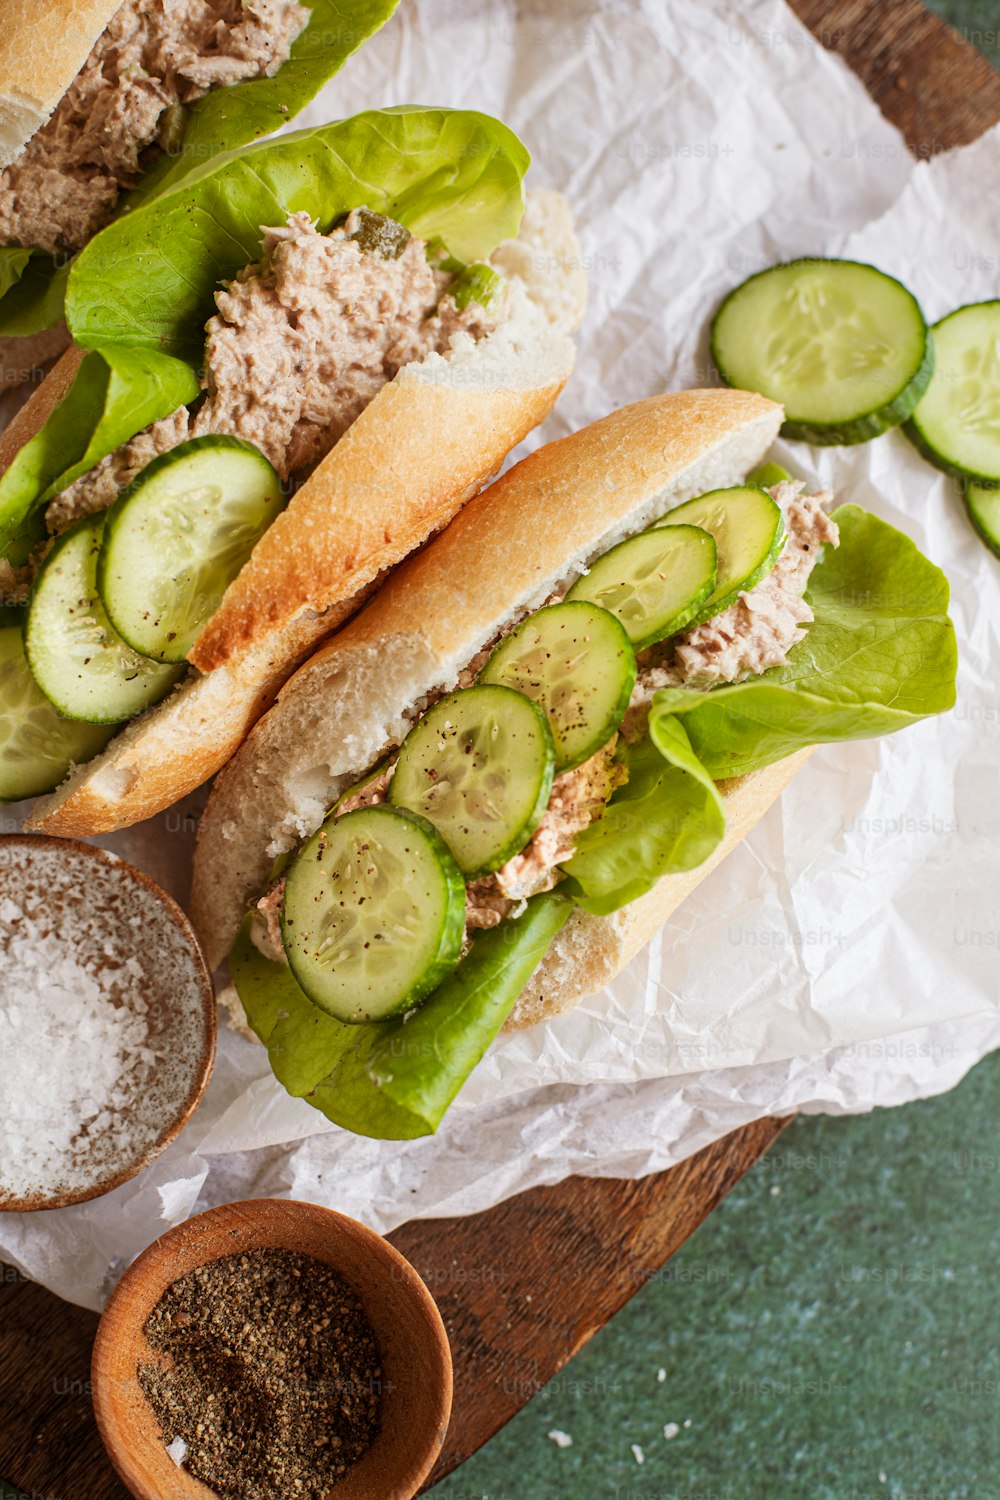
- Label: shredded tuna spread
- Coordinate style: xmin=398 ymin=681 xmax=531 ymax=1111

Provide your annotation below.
xmin=623 ymin=481 xmax=839 ymax=739
xmin=0 ymin=0 xmax=309 ymax=255
xmin=47 ymin=211 xmax=499 ymax=535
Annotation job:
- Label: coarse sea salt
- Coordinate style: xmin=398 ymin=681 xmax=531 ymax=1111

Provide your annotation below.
xmin=0 ymin=894 xmax=160 ymax=1198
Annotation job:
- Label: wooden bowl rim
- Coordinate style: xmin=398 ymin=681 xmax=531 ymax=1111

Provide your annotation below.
xmin=0 ymin=833 xmax=217 ymax=1212
xmin=92 ymin=1197 xmax=453 ymax=1500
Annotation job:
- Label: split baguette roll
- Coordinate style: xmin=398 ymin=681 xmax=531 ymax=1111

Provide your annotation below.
xmin=191 ymin=388 xmax=802 ymax=1032
xmin=22 ymin=188 xmax=585 ymax=836
xmin=0 ymin=0 xmax=118 ymax=167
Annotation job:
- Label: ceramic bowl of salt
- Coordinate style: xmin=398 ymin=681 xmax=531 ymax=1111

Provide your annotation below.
xmin=0 ymin=834 xmax=216 ymax=1211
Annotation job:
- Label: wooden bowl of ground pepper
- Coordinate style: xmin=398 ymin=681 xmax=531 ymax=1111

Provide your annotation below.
xmin=91 ymin=1198 xmax=453 ymax=1500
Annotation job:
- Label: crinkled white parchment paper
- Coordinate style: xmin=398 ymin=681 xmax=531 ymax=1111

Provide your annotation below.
xmin=2 ymin=0 xmax=998 ymax=1310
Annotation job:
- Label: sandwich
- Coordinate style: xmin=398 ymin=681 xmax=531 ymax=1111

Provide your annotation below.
xmin=0 ymin=106 xmax=584 ymax=831
xmin=190 ymin=390 xmax=957 ymax=1141
xmin=0 ymin=0 xmax=400 ymax=386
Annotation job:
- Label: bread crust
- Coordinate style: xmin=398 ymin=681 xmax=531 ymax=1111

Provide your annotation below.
xmin=19 ymin=193 xmax=583 ymax=834
xmin=189 ymin=389 xmax=785 ymax=970
xmin=0 ymin=0 xmax=118 ymax=167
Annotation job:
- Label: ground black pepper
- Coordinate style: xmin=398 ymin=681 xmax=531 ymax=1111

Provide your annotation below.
xmin=138 ymin=1247 xmax=382 ymax=1499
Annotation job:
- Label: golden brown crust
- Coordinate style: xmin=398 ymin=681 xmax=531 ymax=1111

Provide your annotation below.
xmin=190 ymin=370 xmax=570 ymax=672
xmin=0 ymin=0 xmax=118 ymax=166
xmin=0 ymin=342 xmax=83 ymax=472
xmin=265 ymin=388 xmax=782 ymax=676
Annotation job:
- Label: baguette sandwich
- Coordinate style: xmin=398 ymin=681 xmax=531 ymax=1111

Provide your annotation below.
xmin=0 ymin=107 xmax=585 ymax=832
xmin=0 ymin=0 xmax=400 ymax=385
xmin=191 ymin=390 xmax=957 ymax=1140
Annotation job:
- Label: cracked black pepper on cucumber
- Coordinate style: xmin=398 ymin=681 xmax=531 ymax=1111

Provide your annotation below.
xmin=189 ymin=392 xmax=956 ymax=1142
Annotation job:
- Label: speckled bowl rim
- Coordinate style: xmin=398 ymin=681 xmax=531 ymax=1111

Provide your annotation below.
xmin=0 ymin=834 xmax=217 ymax=1213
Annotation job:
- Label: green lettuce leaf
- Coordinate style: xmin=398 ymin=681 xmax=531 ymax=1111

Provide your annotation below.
xmin=0 ymin=248 xmax=32 ymax=303
xmin=0 ymin=348 xmax=198 ymax=562
xmin=231 ymin=892 xmax=570 ymax=1140
xmin=67 ymin=107 xmax=530 ymax=362
xmin=0 ymin=257 xmax=71 ymax=339
xmin=0 ymin=0 xmax=400 ymax=334
xmin=132 ymin=0 xmax=401 ymax=205
xmin=562 ymin=721 xmax=725 ymax=916
xmin=2 ymin=107 xmax=527 ymax=560
xmin=649 ymin=505 xmax=958 ymax=779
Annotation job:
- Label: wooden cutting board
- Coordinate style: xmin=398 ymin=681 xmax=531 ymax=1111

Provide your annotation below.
xmin=2 ymin=2 xmax=998 ymax=1494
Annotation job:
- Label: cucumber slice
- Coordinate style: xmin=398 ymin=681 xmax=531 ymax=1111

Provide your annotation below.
xmin=389 ymin=684 xmax=555 ymax=877
xmin=712 ymin=258 xmax=933 ymax=444
xmin=748 ymin=461 xmax=793 ymax=488
xmin=25 ymin=519 xmax=183 ymax=724
xmin=281 ymin=804 xmax=466 ymax=1024
xmin=964 ymin=482 xmax=1000 ymax=559
xmin=657 ymin=486 xmax=784 ymax=624
xmin=566 ymin=527 xmax=716 ymax=651
xmin=0 ymin=618 xmax=112 ymax=800
xmin=906 ymin=303 xmax=1000 ymax=483
xmin=99 ymin=436 xmax=285 ymax=663
xmin=479 ymin=602 xmax=636 ymax=770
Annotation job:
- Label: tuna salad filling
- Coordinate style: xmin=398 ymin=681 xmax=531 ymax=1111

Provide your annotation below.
xmin=0 ymin=0 xmax=309 ymax=255
xmin=623 ymin=481 xmax=840 ymax=739
xmin=41 ymin=209 xmax=500 ymax=538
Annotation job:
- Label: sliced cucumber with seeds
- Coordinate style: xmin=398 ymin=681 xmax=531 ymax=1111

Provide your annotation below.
xmin=0 ymin=617 xmax=112 ymax=800
xmin=657 ymin=486 xmax=784 ymax=624
xmin=26 ymin=518 xmax=183 ymax=724
xmin=98 ymin=436 xmax=285 ymax=664
xmin=906 ymin=303 xmax=1000 ymax=484
xmin=566 ymin=527 xmax=716 ymax=651
xmin=389 ymin=684 xmax=555 ymax=877
xmin=479 ymin=602 xmax=636 ymax=770
xmin=964 ymin=482 xmax=1000 ymax=559
xmin=712 ymin=258 xmax=933 ymax=444
xmin=281 ymin=804 xmax=466 ymax=1024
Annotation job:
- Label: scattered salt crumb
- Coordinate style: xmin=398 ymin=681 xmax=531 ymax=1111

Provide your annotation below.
xmin=664 ymin=1422 xmax=680 ymax=1440
xmin=631 ymin=1444 xmax=645 ymax=1465
xmin=657 ymin=1367 xmax=666 ymax=1383
xmin=547 ymin=1430 xmax=573 ymax=1449
xmin=166 ymin=1437 xmax=188 ymax=1466
xmin=770 ymin=1184 xmax=781 ymax=1197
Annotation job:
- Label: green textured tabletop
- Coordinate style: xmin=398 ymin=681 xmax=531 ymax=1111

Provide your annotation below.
xmin=430 ymin=6 xmax=998 ymax=1493
xmin=431 ymin=1054 xmax=1000 ymax=1500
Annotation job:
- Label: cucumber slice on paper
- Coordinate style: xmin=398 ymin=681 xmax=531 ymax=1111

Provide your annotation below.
xmin=26 ymin=518 xmax=183 ymax=724
xmin=566 ymin=526 xmax=717 ymax=651
xmin=389 ymin=684 xmax=555 ymax=877
xmin=907 ymin=302 xmax=1000 ymax=484
xmin=0 ymin=617 xmax=112 ymax=800
xmin=281 ymin=804 xmax=466 ymax=1024
xmin=99 ymin=436 xmax=285 ymax=663
xmin=657 ymin=486 xmax=784 ymax=624
xmin=964 ymin=482 xmax=1000 ymax=559
xmin=712 ymin=258 xmax=933 ymax=444
xmin=479 ymin=601 xmax=636 ymax=770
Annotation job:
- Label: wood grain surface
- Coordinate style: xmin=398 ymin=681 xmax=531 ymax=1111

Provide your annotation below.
xmin=2 ymin=2 xmax=999 ymax=1496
